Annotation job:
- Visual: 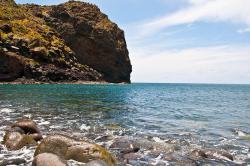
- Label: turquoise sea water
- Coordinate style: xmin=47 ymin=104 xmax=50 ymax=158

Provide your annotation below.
xmin=0 ymin=83 xmax=250 ymax=165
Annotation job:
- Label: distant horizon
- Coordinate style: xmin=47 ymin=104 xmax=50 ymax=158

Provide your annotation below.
xmin=132 ymin=82 xmax=250 ymax=85
xmin=16 ymin=0 xmax=250 ymax=84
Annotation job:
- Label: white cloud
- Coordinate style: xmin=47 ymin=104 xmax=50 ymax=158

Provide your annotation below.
xmin=238 ymin=28 xmax=250 ymax=34
xmin=140 ymin=0 xmax=250 ymax=36
xmin=131 ymin=45 xmax=250 ymax=84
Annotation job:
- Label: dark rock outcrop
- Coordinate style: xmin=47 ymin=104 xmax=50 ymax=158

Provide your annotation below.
xmin=0 ymin=0 xmax=132 ymax=83
xmin=25 ymin=1 xmax=132 ymax=83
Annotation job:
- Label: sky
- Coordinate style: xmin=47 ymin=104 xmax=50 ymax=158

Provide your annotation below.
xmin=16 ymin=0 xmax=250 ymax=84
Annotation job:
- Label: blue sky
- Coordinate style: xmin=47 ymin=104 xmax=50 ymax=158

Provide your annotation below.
xmin=16 ymin=0 xmax=250 ymax=84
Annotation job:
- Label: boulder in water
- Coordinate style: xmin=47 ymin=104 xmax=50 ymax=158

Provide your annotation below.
xmin=35 ymin=135 xmax=116 ymax=165
xmin=3 ymin=131 xmax=36 ymax=150
xmin=12 ymin=119 xmax=43 ymax=141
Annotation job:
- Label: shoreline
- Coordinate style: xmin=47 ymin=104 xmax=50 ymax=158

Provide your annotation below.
xmin=0 ymin=80 xmax=129 ymax=85
xmin=0 ymin=116 xmax=243 ymax=166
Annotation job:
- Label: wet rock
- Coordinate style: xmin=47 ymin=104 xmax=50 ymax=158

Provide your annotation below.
xmin=12 ymin=119 xmax=40 ymax=133
xmin=32 ymin=153 xmax=67 ymax=166
xmin=148 ymin=161 xmax=168 ymax=166
xmin=35 ymin=135 xmax=116 ymax=166
xmin=0 ymin=24 xmax=12 ymax=33
xmin=85 ymin=160 xmax=108 ymax=166
xmin=0 ymin=158 xmax=26 ymax=166
xmin=173 ymin=159 xmax=198 ymax=166
xmin=191 ymin=149 xmax=208 ymax=159
xmin=205 ymin=149 xmax=234 ymax=161
xmin=3 ymin=132 xmax=36 ymax=150
xmin=12 ymin=119 xmax=43 ymax=141
xmin=244 ymin=158 xmax=250 ymax=163
xmin=110 ymin=138 xmax=140 ymax=154
xmin=147 ymin=150 xmax=164 ymax=158
xmin=11 ymin=126 xmax=25 ymax=134
xmin=30 ymin=133 xmax=43 ymax=142
xmin=94 ymin=135 xmax=113 ymax=142
xmin=164 ymin=154 xmax=176 ymax=161
xmin=123 ymin=153 xmax=142 ymax=160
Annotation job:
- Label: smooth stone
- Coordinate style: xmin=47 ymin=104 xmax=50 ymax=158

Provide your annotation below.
xmin=85 ymin=160 xmax=108 ymax=166
xmin=32 ymin=153 xmax=67 ymax=166
xmin=11 ymin=127 xmax=25 ymax=134
xmin=12 ymin=119 xmax=43 ymax=141
xmin=3 ymin=131 xmax=36 ymax=150
xmin=35 ymin=135 xmax=116 ymax=166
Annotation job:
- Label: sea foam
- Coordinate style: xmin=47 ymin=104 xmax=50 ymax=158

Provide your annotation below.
xmin=0 ymin=108 xmax=14 ymax=113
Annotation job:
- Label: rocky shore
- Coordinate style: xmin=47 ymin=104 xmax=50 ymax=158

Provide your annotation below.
xmin=0 ymin=80 xmax=110 ymax=85
xmin=1 ymin=118 xmax=244 ymax=166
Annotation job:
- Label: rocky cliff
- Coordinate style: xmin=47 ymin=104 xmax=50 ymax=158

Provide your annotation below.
xmin=0 ymin=0 xmax=132 ymax=83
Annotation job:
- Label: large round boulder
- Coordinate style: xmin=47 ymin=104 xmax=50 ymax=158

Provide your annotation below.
xmin=35 ymin=135 xmax=116 ymax=166
xmin=32 ymin=153 xmax=68 ymax=166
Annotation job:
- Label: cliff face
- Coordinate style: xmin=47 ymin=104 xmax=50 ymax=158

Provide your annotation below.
xmin=0 ymin=0 xmax=132 ymax=83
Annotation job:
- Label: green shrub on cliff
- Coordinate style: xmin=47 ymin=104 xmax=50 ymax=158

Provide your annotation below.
xmin=0 ymin=2 xmax=69 ymax=60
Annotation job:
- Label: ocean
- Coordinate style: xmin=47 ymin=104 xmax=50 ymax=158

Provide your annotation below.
xmin=0 ymin=83 xmax=250 ymax=165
